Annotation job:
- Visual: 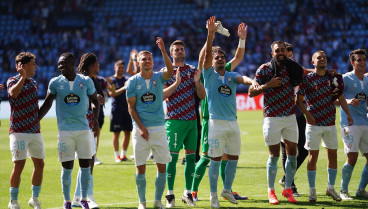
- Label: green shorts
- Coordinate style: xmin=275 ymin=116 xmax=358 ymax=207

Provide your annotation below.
xmin=165 ymin=119 xmax=197 ymax=152
xmin=201 ymin=117 xmax=209 ymax=153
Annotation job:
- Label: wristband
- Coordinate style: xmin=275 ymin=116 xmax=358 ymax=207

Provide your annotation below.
xmin=238 ymin=39 xmax=246 ymax=48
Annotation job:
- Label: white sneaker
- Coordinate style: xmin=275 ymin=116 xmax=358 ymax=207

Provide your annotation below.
xmin=8 ymin=200 xmax=20 ymax=209
xmin=210 ymin=195 xmax=220 ymax=208
xmin=221 ymin=190 xmax=238 ymax=204
xmin=340 ymin=190 xmax=353 ymax=200
xmin=206 ymin=21 xmax=230 ymax=37
xmin=165 ymin=195 xmax=175 ymax=208
xmin=94 ymin=156 xmax=102 ymax=165
xmin=87 ymin=200 xmax=98 ymax=209
xmin=326 ymin=188 xmax=342 ymax=202
xmin=28 ymin=198 xmax=42 ymax=209
xmin=309 ymin=188 xmax=317 ymax=202
xmin=72 ymin=196 xmax=82 ymax=207
xmin=153 ymin=200 xmax=165 ymax=209
xmin=138 ymin=202 xmax=146 ymax=209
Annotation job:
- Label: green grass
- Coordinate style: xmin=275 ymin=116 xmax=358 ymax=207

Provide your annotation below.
xmin=1 ymin=109 xmax=368 ymax=208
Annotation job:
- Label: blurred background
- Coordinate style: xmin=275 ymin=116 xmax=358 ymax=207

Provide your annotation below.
xmin=0 ymin=0 xmax=367 ymax=99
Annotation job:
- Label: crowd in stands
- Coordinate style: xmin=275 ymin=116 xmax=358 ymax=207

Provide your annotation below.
xmin=0 ymin=0 xmax=367 ymax=99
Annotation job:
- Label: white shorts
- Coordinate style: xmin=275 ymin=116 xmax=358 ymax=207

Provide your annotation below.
xmin=305 ymin=124 xmax=338 ymax=150
xmin=208 ymin=119 xmax=241 ymax=158
xmin=58 ymin=130 xmax=94 ymax=162
xmin=132 ymin=126 xmax=172 ymax=166
xmin=9 ymin=133 xmax=45 ymax=161
xmin=74 ymin=135 xmax=96 ymax=159
xmin=341 ymin=126 xmax=368 ymax=155
xmin=263 ymin=114 xmax=298 ymax=146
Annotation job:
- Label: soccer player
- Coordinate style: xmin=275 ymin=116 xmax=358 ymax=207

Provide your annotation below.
xmin=126 ymin=37 xmax=173 ymax=209
xmin=278 ymin=42 xmax=309 ymax=197
xmin=249 ymin=41 xmax=304 ymax=204
xmin=204 ymin=16 xmax=259 ymax=208
xmin=163 ymin=39 xmax=206 ymax=208
xmin=108 ymin=59 xmax=134 ymax=162
xmin=71 ymin=53 xmax=103 ymax=209
xmin=338 ymin=49 xmax=368 ymax=199
xmin=191 ymin=20 xmax=249 ymax=202
xmin=7 ymin=52 xmax=45 ymax=209
xmin=296 ymin=50 xmax=353 ymax=202
xmin=39 ymin=52 xmax=100 ymax=209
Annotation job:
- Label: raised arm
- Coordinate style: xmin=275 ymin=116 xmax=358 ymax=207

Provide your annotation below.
xmin=229 ymin=22 xmax=247 ymax=70
xmin=194 ymin=68 xmax=206 ymax=99
xmin=127 ymin=96 xmax=149 ymax=140
xmin=127 ymin=49 xmax=140 ymax=75
xmin=163 ymin=68 xmax=181 ymax=100
xmin=204 ymin=16 xmax=218 ymax=70
xmin=8 ymin=63 xmax=26 ymax=98
xmin=38 ymin=90 xmax=56 ymax=120
xmin=156 ymin=37 xmax=173 ymax=80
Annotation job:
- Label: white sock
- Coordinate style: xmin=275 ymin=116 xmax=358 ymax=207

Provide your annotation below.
xmin=167 ymin=190 xmax=174 ymax=195
xmin=114 ymin=151 xmax=119 ymax=158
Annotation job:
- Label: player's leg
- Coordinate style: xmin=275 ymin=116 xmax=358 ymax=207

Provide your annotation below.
xmin=120 ymin=113 xmax=133 ymax=161
xmin=356 ymin=128 xmax=368 ymax=198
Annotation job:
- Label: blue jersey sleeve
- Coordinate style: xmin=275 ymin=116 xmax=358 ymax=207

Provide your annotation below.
xmin=49 ymin=78 xmax=57 ymax=95
xmin=126 ymin=77 xmax=136 ymax=98
xmin=87 ymin=77 xmax=96 ymax=95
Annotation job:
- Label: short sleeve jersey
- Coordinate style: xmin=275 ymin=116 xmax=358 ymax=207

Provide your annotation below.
xmin=49 ymin=74 xmax=96 ymax=131
xmin=255 ymin=63 xmax=296 ymax=117
xmin=7 ymin=75 xmax=40 ymax=134
xmin=203 ymin=66 xmax=240 ymax=121
xmin=111 ymin=76 xmax=129 ymax=112
xmin=297 ymin=72 xmax=336 ymax=126
xmin=165 ymin=64 xmax=197 ymax=120
xmin=340 ymin=72 xmax=368 ymax=126
xmin=126 ymin=72 xmax=166 ymax=127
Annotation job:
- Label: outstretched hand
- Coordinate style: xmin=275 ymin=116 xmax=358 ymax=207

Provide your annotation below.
xmin=16 ymin=62 xmax=26 ymax=78
xmin=238 ymin=22 xmax=248 ymax=40
xmin=206 ymin=16 xmax=218 ymax=34
xmin=156 ymin=37 xmax=166 ymax=52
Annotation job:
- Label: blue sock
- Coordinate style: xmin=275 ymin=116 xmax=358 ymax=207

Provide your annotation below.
xmin=358 ymin=164 xmax=368 ymax=190
xmin=74 ymin=169 xmax=81 ymax=197
xmin=266 ymin=156 xmax=279 ymax=190
xmin=10 ymin=187 xmax=19 ymax=201
xmin=341 ymin=163 xmax=354 ymax=191
xmin=209 ymin=160 xmax=221 ymax=193
xmin=88 ymin=174 xmax=94 ymax=196
xmin=285 ymin=155 xmax=297 ymax=189
xmin=80 ymin=167 xmax=90 ymax=199
xmin=32 ymin=185 xmax=41 ymax=198
xmin=224 ymin=160 xmax=238 ymax=191
xmin=61 ymin=167 xmax=73 ymax=201
xmin=155 ymin=172 xmax=166 ymax=201
xmin=328 ymin=168 xmax=337 ymax=188
xmin=307 ymin=170 xmax=316 ymax=188
xmin=136 ymin=173 xmax=146 ymax=203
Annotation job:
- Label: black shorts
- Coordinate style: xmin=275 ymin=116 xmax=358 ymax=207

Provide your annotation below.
xmin=110 ymin=110 xmax=133 ymax=132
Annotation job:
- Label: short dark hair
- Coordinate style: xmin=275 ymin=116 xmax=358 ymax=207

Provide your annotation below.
xmin=212 ymin=46 xmax=226 ymax=57
xmin=284 ymin=42 xmax=293 ymax=52
xmin=114 ymin=59 xmax=125 ymax=67
xmin=60 ymin=52 xmax=75 ymax=65
xmin=349 ymin=49 xmax=367 ymax=62
xmin=270 ymin=41 xmax=286 ymax=51
xmin=170 ymin=40 xmax=185 ymax=52
xmin=15 ymin=52 xmax=36 ymax=65
xmin=77 ymin=53 xmax=98 ymax=75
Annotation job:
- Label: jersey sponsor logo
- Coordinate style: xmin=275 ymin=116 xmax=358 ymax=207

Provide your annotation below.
xmin=218 ymin=85 xmax=232 ymax=97
xmin=64 ymin=93 xmax=80 ymax=106
xmin=141 ymin=92 xmax=156 ymax=104
xmin=355 ymin=92 xmax=367 ymax=102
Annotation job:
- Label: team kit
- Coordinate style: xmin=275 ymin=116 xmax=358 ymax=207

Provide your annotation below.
xmin=7 ymin=16 xmax=368 ymax=209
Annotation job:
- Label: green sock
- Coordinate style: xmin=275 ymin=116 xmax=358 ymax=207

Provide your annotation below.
xmin=191 ymin=155 xmax=211 ymax=192
xmin=166 ymin=153 xmax=178 ymax=190
xmin=184 ymin=153 xmax=196 ymax=191
xmin=220 ymin=160 xmax=228 ymax=188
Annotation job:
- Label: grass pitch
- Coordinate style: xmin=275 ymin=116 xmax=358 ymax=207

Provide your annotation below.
xmin=1 ymin=109 xmax=367 ymax=208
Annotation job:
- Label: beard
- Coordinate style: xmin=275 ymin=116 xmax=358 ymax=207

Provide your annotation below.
xmin=275 ymin=55 xmax=287 ymax=66
xmin=214 ymin=65 xmax=225 ymax=72
xmin=174 ymin=57 xmax=185 ymax=63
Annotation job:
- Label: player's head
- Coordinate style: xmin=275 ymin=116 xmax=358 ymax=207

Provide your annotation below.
xmin=349 ymin=49 xmax=367 ymax=72
xmin=271 ymin=41 xmax=287 ymax=63
xmin=137 ymin=51 xmax=153 ymax=71
xmin=311 ymin=50 xmax=327 ymax=69
xmin=284 ymin=42 xmax=294 ymax=58
xmin=15 ymin=52 xmax=37 ymax=77
xmin=212 ymin=46 xmax=226 ymax=71
xmin=78 ymin=53 xmax=99 ymax=76
xmin=114 ymin=59 xmax=125 ymax=76
xmin=170 ymin=40 xmax=186 ymax=62
xmin=58 ymin=52 xmax=75 ymax=77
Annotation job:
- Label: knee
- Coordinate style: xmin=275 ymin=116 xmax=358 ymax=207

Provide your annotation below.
xmin=347 ymin=154 xmax=358 ymax=166
xmin=79 ymin=159 xmax=91 ymax=168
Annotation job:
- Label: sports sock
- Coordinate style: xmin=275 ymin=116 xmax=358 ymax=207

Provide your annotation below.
xmin=32 ymin=185 xmax=41 ymax=198
xmin=166 ymin=152 xmax=178 ymax=190
xmin=184 ymin=153 xmax=196 ymax=191
xmin=266 ymin=156 xmax=279 ymax=190
xmin=285 ymin=155 xmax=297 ymax=189
xmin=191 ymin=155 xmax=211 ymax=192
xmin=155 ymin=172 xmax=166 ymax=201
xmin=10 ymin=187 xmax=19 ymax=201
xmin=224 ymin=160 xmax=238 ymax=191
xmin=114 ymin=151 xmax=119 ymax=158
xmin=88 ymin=173 xmax=93 ymax=196
xmin=80 ymin=167 xmax=90 ymax=200
xmin=341 ymin=163 xmax=354 ymax=191
xmin=136 ymin=173 xmax=146 ymax=203
xmin=121 ymin=150 xmax=126 ymax=158
xmin=209 ymin=160 xmax=221 ymax=193
xmin=307 ymin=170 xmax=316 ymax=188
xmin=74 ymin=169 xmax=81 ymax=198
xmin=358 ymin=164 xmax=368 ymax=190
xmin=61 ymin=167 xmax=73 ymax=201
xmin=220 ymin=160 xmax=227 ymax=188
xmin=327 ymin=168 xmax=337 ymax=189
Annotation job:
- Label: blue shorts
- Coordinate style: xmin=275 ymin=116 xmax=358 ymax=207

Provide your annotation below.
xmin=110 ymin=109 xmax=133 ymax=132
